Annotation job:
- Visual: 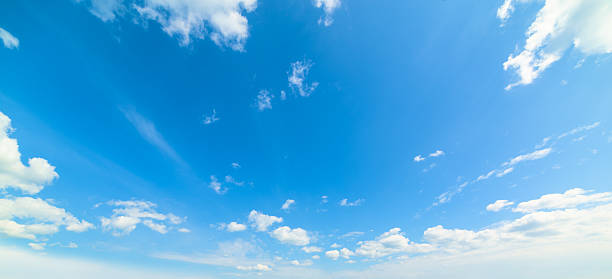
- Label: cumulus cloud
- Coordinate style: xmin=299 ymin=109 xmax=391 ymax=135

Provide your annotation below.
xmin=498 ymin=0 xmax=612 ymax=90
xmin=0 ymin=197 xmax=93 ymax=240
xmin=99 ymin=200 xmax=184 ymax=236
xmin=513 ymin=188 xmax=612 ymax=213
xmin=248 ymin=210 xmax=283 ymax=232
xmin=270 ymin=226 xmax=310 ymax=246
xmin=0 ymin=27 xmax=19 ymax=49
xmin=78 ymin=0 xmax=258 ymax=50
xmin=339 ymin=198 xmax=364 ymax=207
xmin=356 ymin=228 xmax=432 ymax=258
xmin=225 ymin=221 xmax=247 ymax=232
xmin=255 ymin=89 xmax=273 ymax=111
xmin=325 ymin=249 xmax=340 ymax=260
xmin=281 ymin=199 xmax=295 ymax=211
xmin=314 ymin=0 xmax=341 ymax=26
xmin=288 ymin=60 xmax=318 ymax=97
xmin=413 ymin=155 xmax=425 ymax=162
xmin=0 ymin=112 xmax=59 ymax=194
xmin=486 ymin=200 xmax=514 ymax=212
xmin=208 ymin=175 xmax=227 ymax=194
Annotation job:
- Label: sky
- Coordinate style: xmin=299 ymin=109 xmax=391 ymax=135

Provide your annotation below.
xmin=1 ymin=0 xmax=612 ymax=278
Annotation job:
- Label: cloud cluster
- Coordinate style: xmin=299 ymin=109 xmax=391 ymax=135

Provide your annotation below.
xmin=356 ymin=228 xmax=432 ymax=258
xmin=0 ymin=112 xmax=93 ymax=242
xmin=79 ymin=0 xmax=258 ymax=50
xmin=270 ymin=226 xmax=310 ymax=246
xmin=248 ymin=210 xmax=283 ymax=232
xmin=288 ymin=60 xmax=319 ymax=97
xmin=498 ymin=0 xmax=612 ymax=89
xmin=100 ymin=200 xmax=184 ymax=236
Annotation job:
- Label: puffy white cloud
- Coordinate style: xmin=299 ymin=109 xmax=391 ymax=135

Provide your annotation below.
xmin=288 ymin=60 xmax=318 ymax=97
xmin=270 ymin=226 xmax=310 ymax=246
xmin=79 ymin=0 xmax=257 ymax=50
xmin=226 ymin=221 xmax=247 ymax=232
xmin=302 ymin=246 xmax=322 ymax=253
xmin=513 ymin=188 xmax=612 ymax=213
xmin=429 ymin=150 xmax=445 ymax=157
xmin=413 ymin=155 xmax=425 ymax=162
xmin=256 ymin=89 xmax=273 ymax=111
xmin=0 ymin=112 xmax=59 ymax=194
xmin=28 ymin=242 xmax=46 ymax=251
xmin=340 ymin=247 xmax=354 ymax=259
xmin=99 ymin=200 xmax=184 ymax=236
xmin=356 ymin=228 xmax=432 ymax=258
xmin=314 ymin=0 xmax=341 ymax=26
xmin=208 ymin=175 xmax=227 ymax=194
xmin=339 ymin=198 xmax=364 ymax=207
xmin=486 ymin=200 xmax=514 ymax=212
xmin=325 ymin=249 xmax=340 ymax=260
xmin=281 ymin=199 xmax=295 ymax=210
xmin=498 ymin=0 xmax=612 ymax=90
xmin=290 ymin=259 xmax=313 ymax=266
xmin=0 ymin=27 xmax=19 ymax=49
xmin=248 ymin=210 xmax=282 ymax=232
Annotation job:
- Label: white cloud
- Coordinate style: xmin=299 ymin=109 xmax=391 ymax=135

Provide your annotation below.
xmin=0 ymin=27 xmax=19 ymax=49
xmin=325 ymin=249 xmax=340 ymax=260
xmin=413 ymin=155 xmax=425 ymax=162
xmin=356 ymin=228 xmax=432 ymax=258
xmin=321 ymin=195 xmax=328 ymax=203
xmin=202 ymin=109 xmax=219 ymax=125
xmin=290 ymin=259 xmax=313 ymax=266
xmin=499 ymin=0 xmax=612 ymax=90
xmin=99 ymin=200 xmax=184 ymax=236
xmin=0 ymin=197 xmax=93 ymax=240
xmin=281 ymin=199 xmax=295 ymax=211
xmin=513 ymin=188 xmax=612 ymax=213
xmin=121 ymin=108 xmax=182 ymax=163
xmin=270 ymin=226 xmax=310 ymax=246
xmin=330 ymin=243 xmax=340 ymax=248
xmin=339 ymin=198 xmax=364 ymax=207
xmin=504 ymin=148 xmax=552 ymax=166
xmin=340 ymin=247 xmax=354 ymax=259
xmin=226 ymin=221 xmax=247 ymax=232
xmin=429 ymin=150 xmax=445 ymax=157
xmin=256 ymin=89 xmax=273 ymax=111
xmin=302 ymin=246 xmax=322 ymax=253
xmin=314 ymin=0 xmax=341 ymax=26
xmin=236 ymin=263 xmax=271 ymax=271
xmin=79 ymin=0 xmax=257 ymax=50
xmin=288 ymin=60 xmax=318 ymax=97
xmin=248 ymin=210 xmax=283 ymax=232
xmin=225 ymin=175 xmax=244 ymax=186
xmin=340 ymin=231 xmax=364 ymax=239
xmin=0 ymin=112 xmax=59 ymax=194
xmin=28 ymin=242 xmax=46 ymax=251
xmin=496 ymin=167 xmax=514 ymax=178
xmin=178 ymin=227 xmax=191 ymax=233
xmin=208 ymin=175 xmax=227 ymax=194
xmin=558 ymin=122 xmax=600 ymax=139
xmin=312 ymin=255 xmax=320 ymax=259
xmin=486 ymin=200 xmax=514 ymax=212
xmin=231 ymin=162 xmax=241 ymax=168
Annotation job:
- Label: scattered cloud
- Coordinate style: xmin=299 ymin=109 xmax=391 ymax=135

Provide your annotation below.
xmin=496 ymin=167 xmax=514 ymax=178
xmin=340 ymin=231 xmax=364 ymax=239
xmin=429 ymin=150 xmax=445 ymax=157
xmin=414 ymin=149 xmax=445 ymax=163
xmin=325 ymin=249 xmax=340 ymax=260
xmin=248 ymin=210 xmax=283 ymax=232
xmin=231 ymin=162 xmax=241 ymax=169
xmin=28 ymin=242 xmax=46 ymax=251
xmin=558 ymin=122 xmax=600 ymax=140
xmin=288 ymin=60 xmax=318 ymax=97
xmin=225 ymin=222 xmax=247 ymax=232
xmin=208 ymin=175 xmax=227 ymax=194
xmin=413 ymin=155 xmax=425 ymax=162
xmin=314 ymin=0 xmax=341 ymax=26
xmin=281 ymin=199 xmax=295 ymax=211
xmin=236 ymin=264 xmax=271 ymax=271
xmin=202 ymin=109 xmax=219 ymax=125
xmin=321 ymin=195 xmax=329 ymax=203
xmin=78 ymin=0 xmax=258 ymax=50
xmin=0 ymin=27 xmax=19 ymax=49
xmin=99 ymin=200 xmax=184 ymax=236
xmin=513 ymin=188 xmax=612 ymax=213
xmin=225 ymin=175 xmax=245 ymax=186
xmin=270 ymin=226 xmax=310 ymax=246
xmin=340 ymin=247 xmax=355 ymax=259
xmin=302 ymin=246 xmax=322 ymax=253
xmin=256 ymin=90 xmax=273 ymax=111
xmin=356 ymin=228 xmax=432 ymax=258
xmin=339 ymin=198 xmax=364 ymax=207
xmin=486 ymin=200 xmax=514 ymax=212
xmin=498 ymin=0 xmax=612 ymax=90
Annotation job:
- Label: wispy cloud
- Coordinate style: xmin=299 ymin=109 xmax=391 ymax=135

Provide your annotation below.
xmin=256 ymin=90 xmax=273 ymax=111
xmin=288 ymin=60 xmax=318 ymax=97
xmin=339 ymin=198 xmax=364 ymax=207
xmin=0 ymin=27 xmax=19 ymax=49
xmin=121 ymin=108 xmax=183 ymax=164
xmin=314 ymin=0 xmax=341 ymax=26
xmin=202 ymin=109 xmax=219 ymax=125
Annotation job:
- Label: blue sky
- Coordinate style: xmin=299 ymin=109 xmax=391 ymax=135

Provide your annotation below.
xmin=1 ymin=0 xmax=612 ymax=278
